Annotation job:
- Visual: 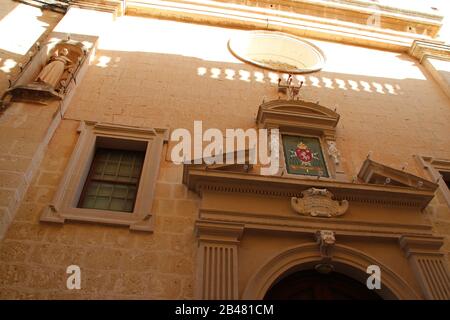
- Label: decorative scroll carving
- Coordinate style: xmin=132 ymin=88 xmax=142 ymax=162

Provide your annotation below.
xmin=315 ymin=230 xmax=336 ymax=259
xmin=291 ymin=188 xmax=349 ymax=217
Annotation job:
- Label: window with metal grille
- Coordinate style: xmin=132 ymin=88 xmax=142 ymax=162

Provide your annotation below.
xmin=78 ymin=148 xmax=145 ymax=212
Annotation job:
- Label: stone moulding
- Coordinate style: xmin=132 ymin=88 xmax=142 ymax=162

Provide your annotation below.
xmin=195 ymin=220 xmax=244 ymax=244
xmin=241 ymin=243 xmax=421 ymax=300
xmin=183 ymin=167 xmax=437 ymax=209
xmin=416 ymin=155 xmax=450 ymax=207
xmin=198 ymin=208 xmax=433 ymax=239
xmin=358 ymin=158 xmax=438 ymax=190
xmin=125 ymin=0 xmax=442 ymax=52
xmin=256 ymin=99 xmax=340 ymax=139
xmin=409 ymin=40 xmax=450 ymax=63
xmin=291 ymin=187 xmax=349 ymax=218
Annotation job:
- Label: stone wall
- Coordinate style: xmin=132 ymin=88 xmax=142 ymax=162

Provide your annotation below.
xmin=0 ymin=120 xmax=197 ymax=299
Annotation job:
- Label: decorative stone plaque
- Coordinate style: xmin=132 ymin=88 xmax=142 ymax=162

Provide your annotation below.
xmin=283 ymin=135 xmax=329 ymax=177
xmin=291 ymin=187 xmax=348 ymax=218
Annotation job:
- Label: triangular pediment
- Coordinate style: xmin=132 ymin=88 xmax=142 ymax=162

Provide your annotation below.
xmin=256 ymin=99 xmax=340 ymax=137
xmin=358 ymin=159 xmax=438 ymax=191
xmin=260 ymin=99 xmax=339 ymax=118
xmin=182 ymin=149 xmax=254 ymax=184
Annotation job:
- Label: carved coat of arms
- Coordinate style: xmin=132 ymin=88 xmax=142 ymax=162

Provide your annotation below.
xmin=291 ymin=188 xmax=349 ymax=218
xmin=290 ymin=142 xmax=319 ymax=166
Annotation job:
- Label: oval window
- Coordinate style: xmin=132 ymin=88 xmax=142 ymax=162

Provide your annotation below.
xmin=228 ymin=31 xmax=325 ymax=73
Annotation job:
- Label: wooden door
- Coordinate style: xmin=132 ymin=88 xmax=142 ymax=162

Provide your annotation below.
xmin=264 ymin=270 xmax=382 ymax=300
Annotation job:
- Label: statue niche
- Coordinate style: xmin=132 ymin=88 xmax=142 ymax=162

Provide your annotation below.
xmin=1 ymin=40 xmax=87 ymax=107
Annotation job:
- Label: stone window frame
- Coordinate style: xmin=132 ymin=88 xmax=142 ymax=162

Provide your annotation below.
xmin=40 ymin=121 xmax=169 ymax=232
xmin=416 ymin=155 xmax=450 ymax=208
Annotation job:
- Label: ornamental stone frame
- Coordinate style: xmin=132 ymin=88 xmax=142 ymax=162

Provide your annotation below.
xmin=256 ymin=99 xmax=346 ymax=181
xmin=40 ymin=121 xmax=169 ymax=232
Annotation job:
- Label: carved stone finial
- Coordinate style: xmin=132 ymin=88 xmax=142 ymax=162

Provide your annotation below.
xmin=291 ymin=188 xmax=349 ymax=218
xmin=277 ymin=74 xmax=303 ymax=100
xmin=315 ymin=230 xmax=336 ymax=259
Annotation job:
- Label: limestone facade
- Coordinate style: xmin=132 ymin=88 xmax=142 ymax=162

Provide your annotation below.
xmin=0 ymin=0 xmax=449 ymax=299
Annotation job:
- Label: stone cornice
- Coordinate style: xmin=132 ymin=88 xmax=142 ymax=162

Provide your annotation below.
xmin=69 ymin=0 xmax=124 ymax=15
xmin=199 ymin=209 xmax=433 ymax=239
xmin=126 ymin=0 xmax=443 ymax=52
xmin=316 ymin=0 xmax=442 ymax=22
xmin=256 ymin=99 xmax=340 ymax=139
xmin=358 ymin=159 xmax=438 ymax=190
xmin=409 ymin=40 xmax=450 ymax=62
xmin=183 ymin=168 xmax=437 ymax=209
xmin=81 ymin=121 xmax=170 ymax=141
xmin=399 ymin=235 xmax=445 ymax=258
xmin=195 ymin=220 xmax=244 ymax=244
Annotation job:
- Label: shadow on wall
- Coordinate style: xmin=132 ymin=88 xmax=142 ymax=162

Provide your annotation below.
xmin=0 ymin=3 xmax=63 ymax=95
xmin=50 ymin=48 xmax=450 ymax=179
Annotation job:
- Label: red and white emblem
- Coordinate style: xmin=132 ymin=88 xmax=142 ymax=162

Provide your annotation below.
xmin=295 ymin=142 xmax=313 ymax=163
xmin=289 ymin=141 xmax=320 ymax=166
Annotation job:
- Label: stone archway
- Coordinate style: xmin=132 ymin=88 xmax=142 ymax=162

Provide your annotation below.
xmin=242 ymin=243 xmax=420 ymax=300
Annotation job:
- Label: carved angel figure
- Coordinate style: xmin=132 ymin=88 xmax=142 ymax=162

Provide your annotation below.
xmin=36 ymin=48 xmax=73 ymax=88
xmin=327 ymin=140 xmax=340 ymax=165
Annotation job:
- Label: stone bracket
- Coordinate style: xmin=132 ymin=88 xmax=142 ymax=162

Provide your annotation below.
xmin=315 ymin=230 xmax=336 ymax=260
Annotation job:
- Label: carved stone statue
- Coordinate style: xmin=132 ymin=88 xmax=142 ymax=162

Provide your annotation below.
xmin=315 ymin=230 xmax=336 ymax=259
xmin=327 ymin=140 xmax=341 ymax=165
xmin=291 ymin=187 xmax=349 ymax=218
xmin=36 ymin=48 xmax=72 ymax=88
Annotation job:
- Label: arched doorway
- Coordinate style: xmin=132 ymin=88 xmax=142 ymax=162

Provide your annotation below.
xmin=264 ymin=269 xmax=382 ymax=300
xmin=242 ymin=243 xmax=420 ymax=299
